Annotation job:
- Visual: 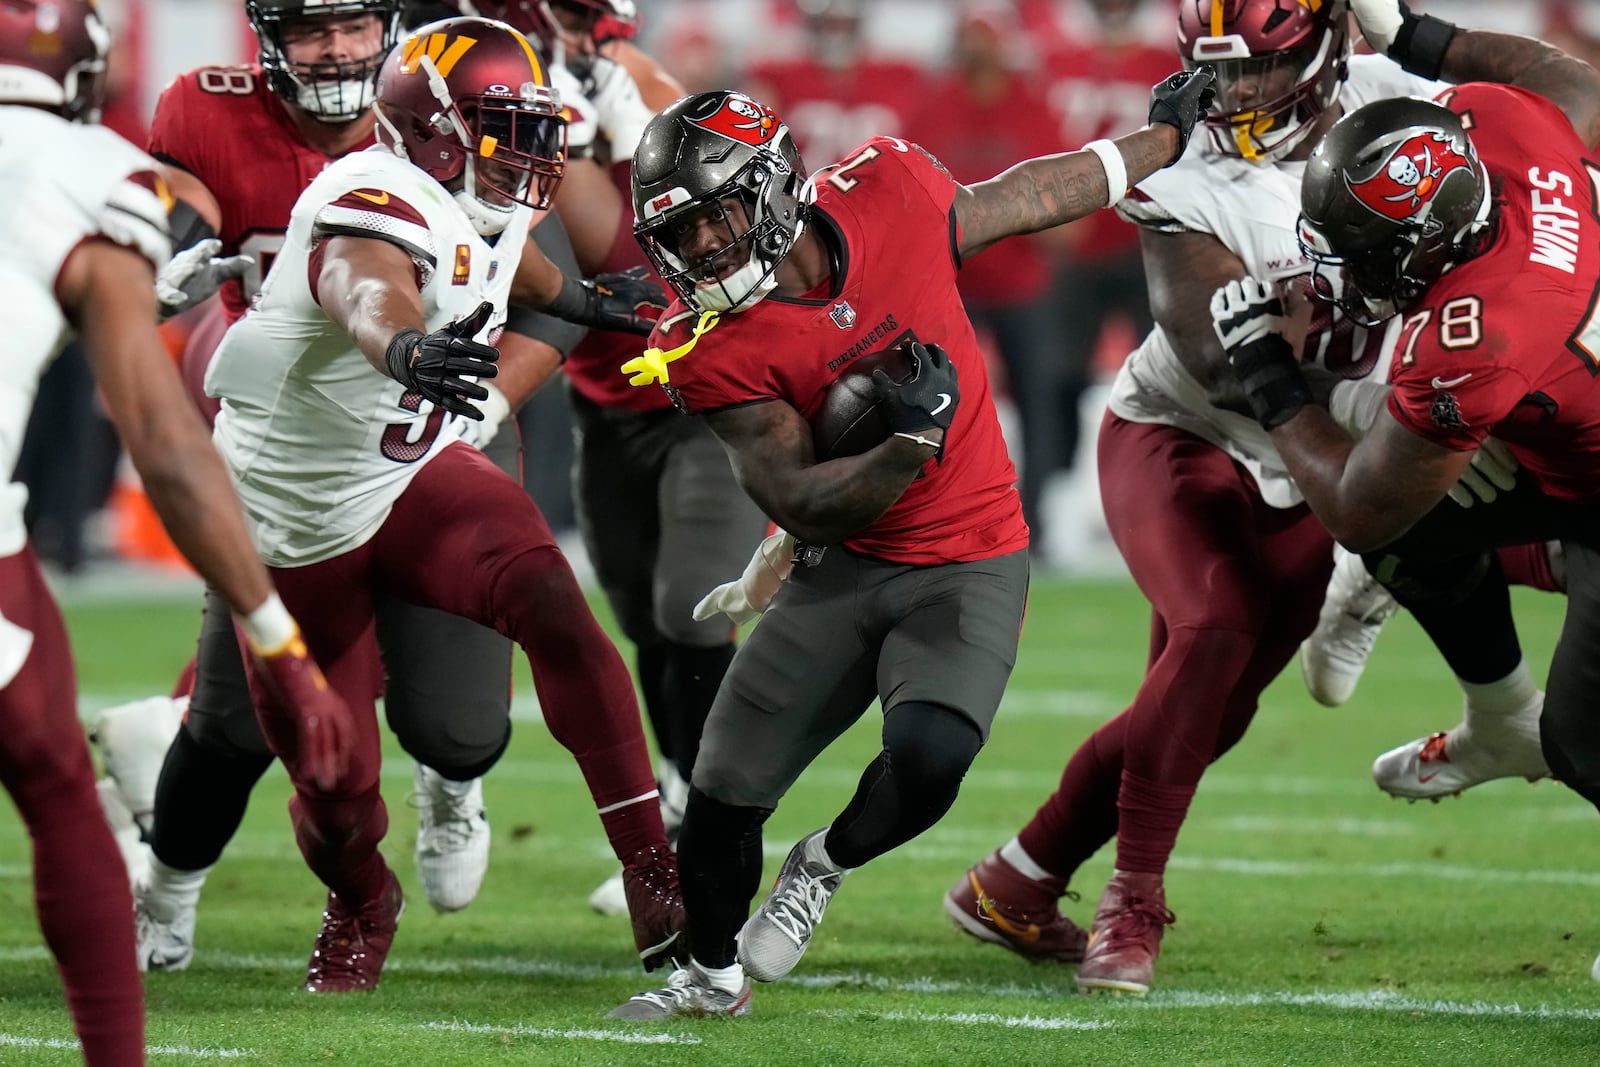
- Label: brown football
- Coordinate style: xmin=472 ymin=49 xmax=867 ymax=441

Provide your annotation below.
xmin=811 ymin=343 xmax=917 ymax=460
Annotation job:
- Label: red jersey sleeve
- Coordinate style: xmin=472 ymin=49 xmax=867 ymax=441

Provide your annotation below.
xmin=1385 ymin=296 xmax=1533 ymax=451
xmin=146 ymin=73 xmax=209 ymax=172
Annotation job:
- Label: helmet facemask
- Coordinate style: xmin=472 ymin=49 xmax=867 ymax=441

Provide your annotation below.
xmin=636 ymin=148 xmax=810 ymax=314
xmin=373 ymin=52 xmax=567 ymax=236
xmin=248 ymin=0 xmax=401 ymax=123
xmin=1179 ymin=0 xmax=1351 ymax=165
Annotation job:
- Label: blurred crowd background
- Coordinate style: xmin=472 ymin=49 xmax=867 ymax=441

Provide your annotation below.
xmin=23 ymin=0 xmax=1600 ymax=576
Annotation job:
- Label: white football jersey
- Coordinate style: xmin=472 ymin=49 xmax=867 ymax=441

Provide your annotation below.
xmin=0 ymin=106 xmax=169 ymax=559
xmin=207 ymin=146 xmax=532 ymax=567
xmin=1107 ymin=55 xmax=1438 ymax=508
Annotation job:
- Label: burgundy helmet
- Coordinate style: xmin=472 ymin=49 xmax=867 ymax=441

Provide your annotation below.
xmin=449 ymin=0 xmax=559 ymax=51
xmin=1176 ymin=0 xmax=1350 ymax=164
xmin=373 ymin=16 xmax=567 ymax=230
xmin=0 ymin=0 xmax=110 ymax=123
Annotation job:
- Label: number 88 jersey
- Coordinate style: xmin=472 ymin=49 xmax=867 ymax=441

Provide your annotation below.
xmin=148 ymin=64 xmax=376 ymax=322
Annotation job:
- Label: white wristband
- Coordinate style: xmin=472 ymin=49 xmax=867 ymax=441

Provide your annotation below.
xmin=1085 ymin=139 xmax=1128 ymax=210
xmin=241 ymin=593 xmax=297 ymax=655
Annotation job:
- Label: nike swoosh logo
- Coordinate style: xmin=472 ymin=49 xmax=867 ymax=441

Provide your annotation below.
xmin=930 ymin=393 xmax=952 ymax=416
xmin=1417 ymin=771 xmax=1440 ymax=784
xmin=352 ymin=189 xmax=390 ymax=206
xmin=1431 ymin=373 xmax=1472 ymax=388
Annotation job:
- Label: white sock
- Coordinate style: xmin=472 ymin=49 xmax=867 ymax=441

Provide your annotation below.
xmin=804 ymin=830 xmax=850 ymax=874
xmin=144 ymin=857 xmax=211 ymax=915
xmin=694 ymin=959 xmax=746 ymax=994
xmin=1459 ymin=660 xmax=1539 ymax=717
xmin=999 ymin=836 xmax=1059 ymax=884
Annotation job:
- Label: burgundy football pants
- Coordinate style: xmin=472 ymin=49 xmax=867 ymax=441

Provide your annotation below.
xmin=1019 ymin=415 xmax=1335 ymax=879
xmin=0 ymin=546 xmax=143 ymax=1065
xmin=247 ymin=443 xmax=664 ymax=906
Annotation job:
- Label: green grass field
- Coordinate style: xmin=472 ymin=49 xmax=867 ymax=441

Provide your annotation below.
xmin=1 ymin=575 xmax=1596 ymax=1065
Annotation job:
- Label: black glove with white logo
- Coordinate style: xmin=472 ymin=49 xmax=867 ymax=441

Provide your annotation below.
xmin=1148 ymin=65 xmax=1218 ymax=166
xmin=547 ymin=266 xmax=668 ymax=337
xmin=1211 ymin=277 xmax=1309 ymax=431
xmin=384 ymin=300 xmax=499 ymax=420
xmin=872 ymin=342 xmax=960 ymax=460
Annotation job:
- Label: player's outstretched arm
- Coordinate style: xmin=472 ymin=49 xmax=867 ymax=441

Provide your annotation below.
xmin=61 ymin=239 xmax=356 ymax=787
xmin=953 ymin=66 xmax=1215 ymax=258
xmin=704 ymin=399 xmax=933 ymax=546
xmin=1351 ymin=0 xmax=1600 ymax=147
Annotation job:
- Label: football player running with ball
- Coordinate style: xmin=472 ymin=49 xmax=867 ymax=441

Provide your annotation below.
xmin=608 ymin=66 xmax=1216 ymax=1018
xmin=200 ymin=16 xmax=681 ymax=993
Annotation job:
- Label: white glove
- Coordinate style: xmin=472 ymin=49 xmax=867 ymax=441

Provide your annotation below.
xmin=1447 ymin=437 xmax=1519 ymax=508
xmin=156 ymin=238 xmax=253 ymax=320
xmin=456 ymin=381 xmax=511 ymax=451
xmin=692 ymin=531 xmax=796 ymax=626
xmin=581 ymin=55 xmax=653 ymax=161
xmin=1210 ymin=276 xmax=1290 ymax=353
xmin=1348 ymin=0 xmax=1405 ymax=54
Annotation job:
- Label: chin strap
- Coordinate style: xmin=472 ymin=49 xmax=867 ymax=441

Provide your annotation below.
xmin=621 ymin=310 xmax=720 ymax=386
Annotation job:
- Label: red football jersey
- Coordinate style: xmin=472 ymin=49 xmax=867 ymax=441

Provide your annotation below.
xmin=148 ymin=65 xmax=374 ymax=322
xmin=643 ymin=137 xmax=1029 ymax=565
xmin=1386 ymin=84 xmax=1600 ymax=504
xmin=743 ymin=57 xmax=928 ymax=173
xmin=563 ymin=162 xmax=672 ymax=412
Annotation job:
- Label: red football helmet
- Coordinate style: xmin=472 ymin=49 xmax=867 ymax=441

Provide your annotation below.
xmin=1176 ymin=0 xmax=1350 ymax=164
xmin=373 ymin=16 xmax=567 ymax=231
xmin=0 ymin=0 xmax=110 ymax=123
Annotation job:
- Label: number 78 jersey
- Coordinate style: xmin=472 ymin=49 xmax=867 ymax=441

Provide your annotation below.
xmin=1384 ymin=83 xmax=1600 ymax=505
xmin=206 ymin=146 xmax=531 ymax=567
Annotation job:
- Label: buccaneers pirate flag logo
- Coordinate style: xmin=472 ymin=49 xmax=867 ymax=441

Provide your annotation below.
xmin=1347 ymin=131 xmax=1476 ymax=222
xmin=688 ymin=93 xmax=781 ymax=147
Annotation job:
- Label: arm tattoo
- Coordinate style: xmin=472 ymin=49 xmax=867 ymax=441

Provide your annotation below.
xmin=707 ymin=401 xmax=929 ymax=545
xmin=957 ymin=126 xmax=1177 ymax=257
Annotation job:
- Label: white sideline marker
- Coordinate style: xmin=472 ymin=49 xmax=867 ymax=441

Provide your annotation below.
xmin=420 ymin=1021 xmax=699 ymax=1045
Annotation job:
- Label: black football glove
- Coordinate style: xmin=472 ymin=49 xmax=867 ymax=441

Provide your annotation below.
xmin=384 ymin=300 xmax=499 ymax=420
xmin=1148 ymin=65 xmax=1218 ymax=167
xmin=548 ymin=266 xmax=669 ymax=337
xmin=1211 ymin=278 xmax=1309 ymax=431
xmin=872 ymin=342 xmax=960 ymax=457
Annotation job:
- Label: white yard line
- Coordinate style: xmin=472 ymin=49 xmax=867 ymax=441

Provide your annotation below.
xmin=811 ymin=1009 xmax=1111 ymax=1030
xmin=0 ymin=1033 xmax=253 ymax=1058
xmin=2 ymin=946 xmax=1595 ymax=1026
xmin=419 ymin=1020 xmax=699 ymax=1045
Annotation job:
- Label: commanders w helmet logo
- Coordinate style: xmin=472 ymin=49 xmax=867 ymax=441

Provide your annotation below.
xmin=1346 ymin=131 xmax=1475 ymax=224
xmin=399 ymin=32 xmax=478 ymax=77
xmin=686 ymin=93 xmax=779 ymax=147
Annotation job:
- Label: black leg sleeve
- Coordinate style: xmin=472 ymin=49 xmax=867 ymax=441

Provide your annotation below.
xmin=677 ymin=785 xmax=772 ymax=968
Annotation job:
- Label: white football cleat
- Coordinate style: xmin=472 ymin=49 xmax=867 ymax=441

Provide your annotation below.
xmin=1301 ymin=546 xmax=1399 ymax=707
xmin=135 ymin=875 xmax=199 ymax=972
xmin=92 ymin=695 xmax=187 ymax=832
xmin=1372 ymin=691 xmax=1550 ymax=800
xmin=737 ymin=828 xmax=847 ymax=982
xmin=413 ymin=763 xmax=490 ymax=913
xmin=96 ymin=778 xmax=151 ymax=888
xmin=1591 ymin=951 xmax=1599 ymax=984
xmin=588 ymin=868 xmax=629 ymax=917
